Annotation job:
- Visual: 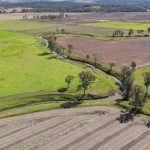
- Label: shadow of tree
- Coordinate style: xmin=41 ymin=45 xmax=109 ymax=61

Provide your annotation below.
xmin=116 ymin=111 xmax=136 ymax=123
xmin=38 ymin=52 xmax=50 ymax=56
xmin=58 ymin=88 xmax=68 ymax=93
xmin=60 ymin=101 xmax=81 ymax=108
xmin=47 ymin=56 xmax=57 ymax=60
xmin=145 ymin=121 xmax=150 ymax=128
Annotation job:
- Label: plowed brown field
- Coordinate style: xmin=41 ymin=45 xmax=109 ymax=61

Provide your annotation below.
xmin=58 ymin=36 xmax=150 ymax=67
xmin=0 ymin=106 xmax=149 ymax=150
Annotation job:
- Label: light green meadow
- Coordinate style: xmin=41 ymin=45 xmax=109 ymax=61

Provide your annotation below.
xmin=81 ymin=22 xmax=150 ymax=30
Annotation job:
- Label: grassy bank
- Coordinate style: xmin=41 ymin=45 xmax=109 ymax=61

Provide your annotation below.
xmin=0 ymin=100 xmax=117 ymax=118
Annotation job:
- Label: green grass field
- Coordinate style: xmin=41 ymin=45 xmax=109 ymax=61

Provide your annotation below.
xmin=134 ymin=66 xmax=150 ymax=91
xmin=0 ymin=21 xmax=57 ymax=32
xmin=0 ymin=31 xmax=118 ymax=98
xmin=81 ymin=22 xmax=150 ymax=30
xmin=0 ymin=20 xmax=121 ymax=118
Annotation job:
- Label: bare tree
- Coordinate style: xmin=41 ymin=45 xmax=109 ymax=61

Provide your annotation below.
xmin=109 ymin=62 xmax=115 ymax=72
xmin=86 ymin=54 xmax=90 ymax=62
xmin=130 ymin=61 xmax=136 ymax=72
xmin=93 ymin=53 xmax=98 ymax=68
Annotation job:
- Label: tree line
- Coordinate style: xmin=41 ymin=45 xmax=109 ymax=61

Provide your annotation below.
xmin=121 ymin=62 xmax=150 ymax=112
xmin=1 ymin=2 xmax=150 ymax=13
xmin=112 ymin=27 xmax=150 ymax=38
xmin=22 ymin=13 xmax=66 ymax=21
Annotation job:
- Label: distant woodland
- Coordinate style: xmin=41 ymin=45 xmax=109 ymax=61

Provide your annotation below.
xmin=0 ymin=2 xmax=150 ymax=13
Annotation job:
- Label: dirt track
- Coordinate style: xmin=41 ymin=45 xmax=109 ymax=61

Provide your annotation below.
xmin=0 ymin=106 xmax=149 ymax=150
xmin=58 ymin=36 xmax=150 ymax=67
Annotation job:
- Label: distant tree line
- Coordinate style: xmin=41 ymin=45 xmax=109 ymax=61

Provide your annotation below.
xmin=22 ymin=12 xmax=66 ymax=21
xmin=1 ymin=2 xmax=150 ymax=13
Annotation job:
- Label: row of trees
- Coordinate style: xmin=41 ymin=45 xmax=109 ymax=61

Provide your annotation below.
xmin=112 ymin=27 xmax=150 ymax=38
xmin=121 ymin=62 xmax=150 ymax=111
xmin=22 ymin=13 xmax=66 ymax=21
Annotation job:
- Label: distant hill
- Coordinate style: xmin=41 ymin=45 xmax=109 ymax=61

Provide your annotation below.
xmin=0 ymin=0 xmax=150 ymax=4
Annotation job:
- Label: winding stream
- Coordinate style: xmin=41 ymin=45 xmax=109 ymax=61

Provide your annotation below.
xmin=43 ymin=37 xmax=124 ymax=101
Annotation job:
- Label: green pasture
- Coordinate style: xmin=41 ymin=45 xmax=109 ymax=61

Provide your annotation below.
xmin=81 ymin=22 xmax=150 ymax=30
xmin=0 ymin=31 xmax=118 ymax=98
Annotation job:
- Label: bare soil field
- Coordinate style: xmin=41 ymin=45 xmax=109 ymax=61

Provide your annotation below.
xmin=0 ymin=106 xmax=149 ymax=150
xmin=58 ymin=36 xmax=150 ymax=67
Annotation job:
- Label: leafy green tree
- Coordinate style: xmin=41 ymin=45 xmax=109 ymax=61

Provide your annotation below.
xmin=131 ymin=84 xmax=146 ymax=112
xmin=55 ymin=47 xmax=61 ymax=56
xmin=46 ymin=34 xmax=57 ymax=53
xmin=113 ymin=30 xmax=124 ymax=37
xmin=79 ymin=71 xmax=96 ymax=96
xmin=128 ymin=29 xmax=134 ymax=37
xmin=121 ymin=66 xmax=133 ymax=98
xmin=61 ymin=29 xmax=65 ymax=34
xmin=121 ymin=66 xmax=132 ymax=83
xmin=148 ymin=27 xmax=150 ymax=35
xmin=65 ymin=75 xmax=74 ymax=88
xmin=137 ymin=30 xmax=144 ymax=36
xmin=143 ymin=71 xmax=150 ymax=96
xmin=112 ymin=32 xmax=116 ymax=39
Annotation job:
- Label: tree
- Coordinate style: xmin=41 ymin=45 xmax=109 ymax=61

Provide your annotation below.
xmin=61 ymin=29 xmax=65 ymax=34
xmin=121 ymin=66 xmax=132 ymax=83
xmin=55 ymin=47 xmax=61 ymax=56
xmin=46 ymin=34 xmax=57 ymax=53
xmin=109 ymin=63 xmax=115 ymax=72
xmin=86 ymin=54 xmax=90 ymax=62
xmin=93 ymin=53 xmax=98 ymax=68
xmin=137 ymin=30 xmax=144 ymax=36
xmin=67 ymin=44 xmax=73 ymax=58
xmin=131 ymin=84 xmax=146 ymax=112
xmin=128 ymin=29 xmax=134 ymax=37
xmin=79 ymin=71 xmax=96 ymax=96
xmin=143 ymin=71 xmax=150 ymax=96
xmin=112 ymin=32 xmax=116 ymax=39
xmin=113 ymin=30 xmax=124 ymax=37
xmin=130 ymin=61 xmax=136 ymax=72
xmin=148 ymin=27 xmax=150 ymax=35
xmin=123 ymin=75 xmax=134 ymax=98
xmin=65 ymin=75 xmax=74 ymax=88
xmin=121 ymin=66 xmax=133 ymax=98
